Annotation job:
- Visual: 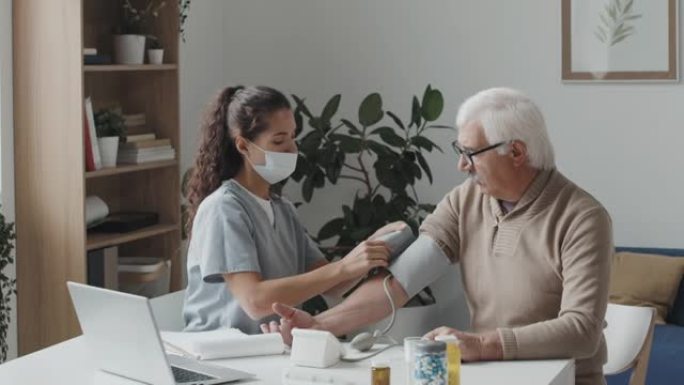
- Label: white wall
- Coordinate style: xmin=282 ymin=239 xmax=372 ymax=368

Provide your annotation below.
xmin=180 ymin=0 xmax=684 ymax=328
xmin=181 ymin=0 xmax=684 ymax=249
xmin=0 ymin=0 xmax=17 ymax=361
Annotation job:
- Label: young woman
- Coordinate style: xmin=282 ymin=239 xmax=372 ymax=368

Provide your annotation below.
xmin=183 ymin=86 xmax=402 ymax=334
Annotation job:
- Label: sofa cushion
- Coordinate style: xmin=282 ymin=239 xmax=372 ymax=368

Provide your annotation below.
xmin=606 ymin=324 xmax=684 ymax=385
xmin=609 ymin=252 xmax=684 ymax=323
xmin=667 ymin=278 xmax=684 ymax=326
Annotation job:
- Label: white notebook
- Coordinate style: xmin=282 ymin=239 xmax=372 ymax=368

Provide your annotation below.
xmin=160 ymin=329 xmax=286 ymax=360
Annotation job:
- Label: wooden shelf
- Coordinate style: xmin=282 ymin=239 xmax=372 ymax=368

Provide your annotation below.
xmin=84 ymin=64 xmax=178 ymax=72
xmin=86 ymin=160 xmax=177 ymax=179
xmin=87 ymin=223 xmax=179 ymax=251
xmin=15 ymin=0 xmax=182 ymax=354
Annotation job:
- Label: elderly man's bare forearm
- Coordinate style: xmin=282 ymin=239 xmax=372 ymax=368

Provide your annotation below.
xmin=315 ymin=272 xmax=410 ymax=336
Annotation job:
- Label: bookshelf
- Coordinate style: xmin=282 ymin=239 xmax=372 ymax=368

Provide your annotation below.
xmin=14 ymin=0 xmax=182 ymax=355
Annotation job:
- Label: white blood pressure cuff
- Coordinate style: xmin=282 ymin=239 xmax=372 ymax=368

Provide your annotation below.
xmin=388 ymin=234 xmax=452 ymax=299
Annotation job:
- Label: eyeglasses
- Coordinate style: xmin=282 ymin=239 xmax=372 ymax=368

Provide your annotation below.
xmin=451 ymin=140 xmax=508 ymax=166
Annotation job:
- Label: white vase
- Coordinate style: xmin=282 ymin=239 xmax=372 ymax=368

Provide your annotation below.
xmin=147 ymin=49 xmax=164 ymax=65
xmin=113 ymin=35 xmax=146 ymax=64
xmin=98 ymin=137 xmax=119 ymax=168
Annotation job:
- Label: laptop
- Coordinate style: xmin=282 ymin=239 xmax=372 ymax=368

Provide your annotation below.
xmin=67 ymin=281 xmax=254 ymax=385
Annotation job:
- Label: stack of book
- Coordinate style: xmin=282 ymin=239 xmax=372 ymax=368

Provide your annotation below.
xmin=118 ymin=133 xmax=176 ymax=164
xmin=123 ymin=113 xmax=146 ymax=132
xmin=83 ymin=48 xmax=111 ymax=65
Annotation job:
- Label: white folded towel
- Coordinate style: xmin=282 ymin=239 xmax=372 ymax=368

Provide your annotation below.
xmin=160 ymin=329 xmax=285 ymax=360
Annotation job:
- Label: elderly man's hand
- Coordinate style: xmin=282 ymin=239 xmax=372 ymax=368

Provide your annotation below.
xmin=259 ymin=303 xmax=321 ymax=346
xmin=424 ymin=326 xmax=503 ymax=362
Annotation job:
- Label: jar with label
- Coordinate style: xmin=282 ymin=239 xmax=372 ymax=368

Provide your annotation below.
xmin=404 ymin=336 xmax=423 ymax=384
xmin=412 ymin=340 xmax=447 ymax=385
xmin=371 ymin=360 xmax=390 ymax=385
xmin=435 ymin=335 xmax=461 ymax=385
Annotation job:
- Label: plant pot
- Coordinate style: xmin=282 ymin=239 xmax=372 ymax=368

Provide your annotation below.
xmin=113 ymin=34 xmax=146 ymax=64
xmin=98 ymin=137 xmax=119 ymax=168
xmin=147 ymin=49 xmax=164 ymax=65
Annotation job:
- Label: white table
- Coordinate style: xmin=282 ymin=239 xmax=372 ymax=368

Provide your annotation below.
xmin=0 ymin=336 xmax=575 ymax=385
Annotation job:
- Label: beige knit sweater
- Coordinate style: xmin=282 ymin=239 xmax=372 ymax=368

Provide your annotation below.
xmin=420 ymin=169 xmax=613 ymax=385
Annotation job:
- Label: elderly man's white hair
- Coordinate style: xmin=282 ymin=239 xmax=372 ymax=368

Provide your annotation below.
xmin=456 ymin=87 xmax=555 ymax=170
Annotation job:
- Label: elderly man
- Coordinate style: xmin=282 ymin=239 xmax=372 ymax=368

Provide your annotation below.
xmin=270 ymin=88 xmax=613 ymax=385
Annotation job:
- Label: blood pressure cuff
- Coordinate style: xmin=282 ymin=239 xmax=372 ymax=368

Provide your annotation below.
xmin=387 ymin=234 xmax=452 ymax=299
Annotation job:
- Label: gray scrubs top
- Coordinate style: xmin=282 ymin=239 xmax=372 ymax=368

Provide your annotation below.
xmin=183 ymin=179 xmax=326 ymax=334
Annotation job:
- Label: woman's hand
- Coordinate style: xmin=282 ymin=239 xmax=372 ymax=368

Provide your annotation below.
xmin=338 ymin=240 xmax=390 ymax=279
xmin=262 ymin=303 xmax=321 ymax=346
xmin=368 ymin=221 xmax=408 ymax=240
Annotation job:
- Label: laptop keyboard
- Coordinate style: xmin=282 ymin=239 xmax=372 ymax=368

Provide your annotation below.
xmin=171 ymin=365 xmax=215 ymax=383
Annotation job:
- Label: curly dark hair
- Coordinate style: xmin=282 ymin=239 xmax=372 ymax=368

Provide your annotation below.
xmin=186 ymin=85 xmax=291 ymax=237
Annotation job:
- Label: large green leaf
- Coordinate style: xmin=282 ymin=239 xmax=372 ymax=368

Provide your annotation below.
xmin=416 ymin=152 xmax=433 ymax=184
xmin=411 ymin=136 xmax=443 ymax=153
xmin=386 ymin=111 xmax=405 ymax=131
xmin=294 ymin=109 xmax=305 ymax=137
xmin=350 ymin=227 xmax=373 ymax=241
xmin=367 ymin=140 xmax=393 ymax=156
xmin=312 ymin=168 xmax=325 ymax=188
xmin=300 ymin=131 xmax=323 ymax=153
xmin=358 ymin=93 xmax=384 ymax=127
xmin=308 ymin=117 xmax=323 ymax=131
xmin=373 ymin=126 xmax=406 ymax=148
xmin=340 ymin=119 xmax=363 ymax=136
xmin=355 ymin=197 xmax=374 ymax=226
xmin=291 ymin=94 xmax=312 ymax=118
xmin=380 ymin=130 xmax=406 ymax=148
xmin=330 ymin=134 xmax=364 ymax=153
xmin=318 ymin=217 xmax=345 ymax=241
xmin=290 ymin=155 xmax=309 ymax=182
xmin=302 ymin=176 xmax=314 ymax=202
xmin=421 ymin=88 xmax=444 ymax=122
xmin=326 ymin=150 xmax=345 ymax=183
xmin=321 ymin=94 xmax=341 ymax=124
xmin=342 ymin=205 xmax=356 ymax=228
xmin=410 ymin=96 xmax=422 ymax=128
xmin=374 ymin=158 xmax=406 ymax=191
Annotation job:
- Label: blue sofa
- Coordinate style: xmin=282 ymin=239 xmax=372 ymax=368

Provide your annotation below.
xmin=606 ymin=247 xmax=684 ymax=385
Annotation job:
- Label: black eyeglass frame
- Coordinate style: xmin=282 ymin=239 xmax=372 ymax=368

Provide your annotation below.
xmin=451 ymin=140 xmax=508 ymax=165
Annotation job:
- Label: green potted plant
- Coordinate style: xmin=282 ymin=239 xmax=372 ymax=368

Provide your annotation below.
xmin=0 ymin=205 xmax=16 ymax=363
xmin=147 ymin=35 xmax=164 ymax=65
xmin=95 ymin=107 xmax=126 ymax=168
xmin=113 ymin=0 xmax=167 ymax=64
xmin=290 ymin=85 xmax=447 ymax=256
xmin=289 ymin=86 xmax=452 ymax=336
xmin=179 ymin=0 xmax=192 ymax=42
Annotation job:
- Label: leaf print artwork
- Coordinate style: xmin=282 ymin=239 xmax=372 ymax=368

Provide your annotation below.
xmin=594 ymin=0 xmax=642 ymax=46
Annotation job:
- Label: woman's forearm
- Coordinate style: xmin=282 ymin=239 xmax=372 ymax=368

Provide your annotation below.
xmin=229 ymin=261 xmax=350 ymax=319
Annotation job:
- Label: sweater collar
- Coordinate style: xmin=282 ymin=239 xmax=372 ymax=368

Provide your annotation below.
xmin=489 ymin=168 xmax=556 ymax=218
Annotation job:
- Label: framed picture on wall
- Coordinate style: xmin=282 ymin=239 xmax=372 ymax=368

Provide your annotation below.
xmin=562 ymin=0 xmax=678 ymax=82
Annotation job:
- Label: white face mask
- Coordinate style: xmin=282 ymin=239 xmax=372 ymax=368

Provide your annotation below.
xmin=246 ymin=141 xmax=298 ymax=184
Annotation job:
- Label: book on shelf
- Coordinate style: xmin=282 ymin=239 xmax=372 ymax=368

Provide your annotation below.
xmin=89 ymin=212 xmax=160 ymax=233
xmin=83 ymin=48 xmax=97 ymax=55
xmin=84 ymin=97 xmax=102 ymax=170
xmin=118 ymin=146 xmax=176 ymax=164
xmin=87 ymin=246 xmax=118 ymax=290
xmin=124 ymin=133 xmax=156 ymax=143
xmin=83 ymin=110 xmax=96 ymax=171
xmin=125 ymin=125 xmax=153 ymax=136
xmin=84 ymin=54 xmax=112 ymax=65
xmin=123 ymin=113 xmax=146 ymax=128
xmin=120 ymin=138 xmax=171 ymax=150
